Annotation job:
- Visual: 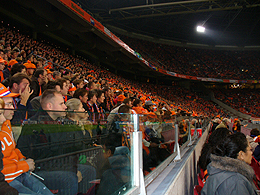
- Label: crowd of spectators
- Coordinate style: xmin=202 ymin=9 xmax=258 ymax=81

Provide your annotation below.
xmin=2 ymin=23 xmax=256 ymax=195
xmin=0 ymin=25 xmax=227 ymax=119
xmin=120 ymin=35 xmax=260 ymax=80
xmin=213 ymin=88 xmax=260 ymax=117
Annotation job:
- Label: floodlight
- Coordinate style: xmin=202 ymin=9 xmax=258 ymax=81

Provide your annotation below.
xmin=197 ymin=26 xmax=205 ymax=33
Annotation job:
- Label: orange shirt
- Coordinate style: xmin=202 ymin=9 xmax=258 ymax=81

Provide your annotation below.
xmin=0 ymin=71 xmax=3 ymax=82
xmin=0 ymin=120 xmax=29 ymax=183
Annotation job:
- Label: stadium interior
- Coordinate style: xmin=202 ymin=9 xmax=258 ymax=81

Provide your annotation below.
xmin=0 ymin=0 xmax=260 ymax=195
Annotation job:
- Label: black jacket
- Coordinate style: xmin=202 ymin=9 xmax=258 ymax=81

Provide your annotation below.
xmin=17 ymin=111 xmax=89 ymax=173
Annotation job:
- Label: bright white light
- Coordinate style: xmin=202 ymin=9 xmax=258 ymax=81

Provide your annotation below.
xmin=197 ymin=26 xmax=205 ymax=33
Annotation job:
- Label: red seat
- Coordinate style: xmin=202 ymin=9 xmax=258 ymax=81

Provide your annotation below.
xmin=253 ymin=178 xmax=260 ymax=190
xmin=251 ymin=157 xmax=260 ymax=181
xmin=197 ymin=174 xmax=204 ymax=187
xmin=198 ymin=168 xmax=205 ymax=180
xmin=194 ymin=185 xmax=203 ymax=195
xmin=50 ymin=190 xmax=58 ymax=194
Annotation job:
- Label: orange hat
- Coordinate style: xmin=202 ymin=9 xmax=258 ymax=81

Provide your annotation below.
xmin=0 ymin=83 xmax=19 ymax=98
xmin=0 ymin=57 xmax=7 ymax=64
xmin=117 ymin=94 xmax=126 ymax=102
xmin=8 ymin=59 xmax=18 ymax=67
xmin=24 ymin=60 xmax=36 ymax=69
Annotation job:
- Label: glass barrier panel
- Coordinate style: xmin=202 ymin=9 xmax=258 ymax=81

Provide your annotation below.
xmin=140 ymin=115 xmax=210 ymax=177
xmin=2 ymin=109 xmax=134 ymax=195
xmin=1 ymin=106 xmax=211 ymax=194
xmin=139 ymin=114 xmax=175 ymax=176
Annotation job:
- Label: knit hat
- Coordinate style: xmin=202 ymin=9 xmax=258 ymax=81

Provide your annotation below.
xmin=24 ymin=60 xmax=36 ymax=69
xmin=8 ymin=59 xmax=18 ymax=67
xmin=0 ymin=83 xmax=19 ymax=98
xmin=117 ymin=94 xmax=126 ymax=102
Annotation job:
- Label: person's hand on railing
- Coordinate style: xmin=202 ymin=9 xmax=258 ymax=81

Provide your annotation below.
xmin=25 ymin=158 xmax=35 ymax=171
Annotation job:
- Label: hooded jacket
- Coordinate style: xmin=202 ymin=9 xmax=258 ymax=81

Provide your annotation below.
xmin=201 ymin=154 xmax=258 ymax=195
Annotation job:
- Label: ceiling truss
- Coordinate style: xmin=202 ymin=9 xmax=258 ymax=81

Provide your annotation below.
xmin=98 ymin=0 xmax=260 ymax=21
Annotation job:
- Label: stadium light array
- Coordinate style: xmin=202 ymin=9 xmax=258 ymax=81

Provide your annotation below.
xmin=197 ymin=26 xmax=205 ymax=33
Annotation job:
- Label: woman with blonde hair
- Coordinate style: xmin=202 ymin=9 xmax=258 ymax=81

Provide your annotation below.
xmin=66 ymin=98 xmax=88 ymax=121
xmin=65 ymin=98 xmax=93 ymax=136
xmin=65 ymin=98 xmax=96 ymax=193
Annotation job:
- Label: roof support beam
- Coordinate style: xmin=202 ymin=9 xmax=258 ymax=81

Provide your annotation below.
xmin=105 ymin=3 xmax=260 ymax=21
xmin=109 ymin=0 xmax=210 ymax=13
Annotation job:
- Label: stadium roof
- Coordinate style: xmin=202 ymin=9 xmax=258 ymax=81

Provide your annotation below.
xmin=77 ymin=0 xmax=260 ymax=46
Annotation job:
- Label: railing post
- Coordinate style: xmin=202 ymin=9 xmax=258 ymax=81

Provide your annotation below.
xmin=131 ymin=114 xmax=146 ymax=194
xmin=194 ymin=122 xmax=198 ymax=137
xmin=188 ymin=120 xmax=192 ymax=146
xmin=174 ymin=123 xmax=181 ymax=160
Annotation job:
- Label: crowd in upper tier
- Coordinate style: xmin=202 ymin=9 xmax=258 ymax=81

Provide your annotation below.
xmin=120 ymin=35 xmax=260 ymax=80
xmin=0 ymin=25 xmax=227 ymax=119
xmin=213 ymin=88 xmax=260 ymax=117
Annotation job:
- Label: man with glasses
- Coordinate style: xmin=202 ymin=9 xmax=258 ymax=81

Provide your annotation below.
xmin=0 ymin=83 xmax=53 ymax=194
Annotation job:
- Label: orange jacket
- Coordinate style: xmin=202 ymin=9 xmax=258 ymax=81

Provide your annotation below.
xmin=0 ymin=120 xmax=29 ymax=183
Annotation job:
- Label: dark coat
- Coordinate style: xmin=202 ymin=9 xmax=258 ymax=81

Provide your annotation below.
xmin=11 ymin=97 xmax=34 ymax=125
xmin=17 ymin=111 xmax=90 ymax=173
xmin=29 ymin=76 xmax=46 ymax=100
xmin=30 ymin=96 xmax=41 ymax=110
xmin=253 ymin=145 xmax=260 ymax=162
xmin=211 ymin=122 xmax=219 ymax=132
xmin=201 ymin=154 xmax=257 ymax=195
